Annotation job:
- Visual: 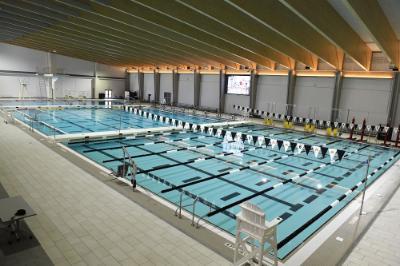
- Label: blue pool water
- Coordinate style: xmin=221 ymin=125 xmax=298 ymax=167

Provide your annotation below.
xmin=13 ymin=107 xmax=166 ymax=135
xmin=13 ymin=107 xmax=227 ymax=136
xmin=0 ymin=99 xmax=125 ymax=107
xmin=66 ymin=124 xmax=400 ymax=259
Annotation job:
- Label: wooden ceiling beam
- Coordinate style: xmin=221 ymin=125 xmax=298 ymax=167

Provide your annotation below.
xmin=0 ymin=1 xmax=205 ymax=67
xmin=92 ymin=0 xmax=264 ymax=68
xmin=227 ymin=0 xmax=345 ymax=70
xmin=281 ymin=0 xmax=372 ymax=71
xmin=178 ymin=0 xmax=317 ymax=69
xmin=344 ymin=0 xmax=399 ymax=68
xmin=60 ymin=0 xmax=242 ymax=68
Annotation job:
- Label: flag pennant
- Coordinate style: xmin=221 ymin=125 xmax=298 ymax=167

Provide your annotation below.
xmin=321 ymin=146 xmax=328 ymax=158
xmin=200 ymin=125 xmax=205 ymax=132
xmin=277 ymin=140 xmax=283 ymax=150
xmin=226 ymin=131 xmax=232 ymax=141
xmin=216 ymin=128 xmax=222 ymax=137
xmin=270 ymin=139 xmax=277 ymax=149
xmin=235 ymin=132 xmax=241 ymax=141
xmin=312 ymin=146 xmax=321 ymax=158
xmin=231 ymin=131 xmax=237 ymax=140
xmin=337 ymin=149 xmax=345 ymax=160
xmin=290 ymin=142 xmax=297 ymax=153
xmin=247 ymin=134 xmax=253 ymax=144
xmin=134 ymin=108 xmax=138 ymax=115
xmin=257 ymin=136 xmax=264 ymax=146
xmin=165 ymin=117 xmax=170 ymax=124
xmin=221 ymin=130 xmax=226 ymax=138
xmin=208 ymin=127 xmax=213 ymax=135
xmin=185 ymin=122 xmax=191 ymax=130
xmin=334 ymin=121 xmax=338 ymax=128
xmin=264 ymin=137 xmax=271 ymax=147
xmin=192 ymin=124 xmax=197 ymax=132
xmin=283 ymin=141 xmax=290 ymax=152
xmin=304 ymin=144 xmax=311 ymax=155
xmin=212 ymin=128 xmax=218 ymax=136
xmin=328 ymin=148 xmax=337 ymax=161
xmin=252 ymin=135 xmax=258 ymax=144
xmin=297 ymin=143 xmax=310 ymax=154
xmin=204 ymin=126 xmax=209 ymax=134
xmin=178 ymin=120 xmax=183 ymax=128
xmin=241 ymin=133 xmax=247 ymax=142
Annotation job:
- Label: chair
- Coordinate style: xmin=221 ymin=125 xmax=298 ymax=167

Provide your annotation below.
xmin=0 ymin=219 xmax=15 ymax=244
xmin=233 ymin=202 xmax=280 ymax=266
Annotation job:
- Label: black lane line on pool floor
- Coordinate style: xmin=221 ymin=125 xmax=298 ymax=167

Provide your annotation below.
xmin=205 ymin=143 xmax=371 ymax=218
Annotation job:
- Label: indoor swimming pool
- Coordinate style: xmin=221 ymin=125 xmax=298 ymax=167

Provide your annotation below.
xmin=0 ymin=99 xmax=126 ymax=107
xmin=12 ymin=106 xmax=227 ymax=136
xmin=66 ymin=124 xmax=400 ymax=259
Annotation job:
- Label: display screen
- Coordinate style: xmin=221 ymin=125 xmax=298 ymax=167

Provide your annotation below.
xmin=226 ymin=75 xmax=251 ymax=95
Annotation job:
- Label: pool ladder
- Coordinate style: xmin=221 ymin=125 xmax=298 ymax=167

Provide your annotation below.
xmin=174 ymin=191 xmax=213 ymax=228
xmin=174 ymin=191 xmax=200 ymax=226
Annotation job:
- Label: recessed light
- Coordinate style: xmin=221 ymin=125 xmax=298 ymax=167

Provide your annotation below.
xmin=52 ymin=50 xmax=57 ymax=53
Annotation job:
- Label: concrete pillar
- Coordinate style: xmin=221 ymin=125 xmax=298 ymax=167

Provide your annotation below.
xmin=249 ymin=70 xmax=258 ymax=112
xmin=219 ymin=70 xmax=226 ymax=113
xmin=47 ymin=52 xmax=54 ymax=99
xmin=387 ymin=72 xmax=400 ymax=126
xmin=91 ymin=62 xmax=97 ymax=99
xmin=138 ymin=71 xmax=144 ymax=101
xmin=154 ymin=71 xmax=160 ymax=103
xmin=331 ymin=71 xmax=343 ymax=122
xmin=193 ymin=70 xmax=201 ymax=108
xmin=286 ymin=69 xmax=296 ymax=116
xmin=172 ymin=70 xmax=179 ymax=106
xmin=125 ymin=70 xmax=130 ymax=93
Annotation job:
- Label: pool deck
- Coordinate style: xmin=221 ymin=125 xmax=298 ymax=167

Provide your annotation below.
xmin=1 ymin=113 xmax=400 ymax=265
xmin=0 ymin=120 xmax=229 ymax=265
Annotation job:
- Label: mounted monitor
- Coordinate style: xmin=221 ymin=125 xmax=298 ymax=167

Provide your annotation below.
xmin=226 ymin=75 xmax=251 ymax=95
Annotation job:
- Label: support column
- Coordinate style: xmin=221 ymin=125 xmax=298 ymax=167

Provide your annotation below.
xmin=47 ymin=52 xmax=54 ymax=99
xmin=331 ymin=71 xmax=343 ymax=122
xmin=125 ymin=70 xmax=130 ymax=93
xmin=172 ymin=70 xmax=179 ymax=106
xmin=387 ymin=72 xmax=400 ymax=126
xmin=286 ymin=69 xmax=296 ymax=116
xmin=249 ymin=70 xmax=258 ymax=112
xmin=138 ymin=71 xmax=144 ymax=102
xmin=154 ymin=70 xmax=160 ymax=104
xmin=193 ymin=70 xmax=201 ymax=108
xmin=219 ymin=70 xmax=226 ymax=113
xmin=91 ymin=62 xmax=97 ymax=99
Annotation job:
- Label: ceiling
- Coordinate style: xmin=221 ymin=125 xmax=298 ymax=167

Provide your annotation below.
xmin=0 ymin=0 xmax=399 ymax=71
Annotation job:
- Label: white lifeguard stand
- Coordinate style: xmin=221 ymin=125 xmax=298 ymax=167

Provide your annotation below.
xmin=233 ymin=201 xmax=281 ymax=266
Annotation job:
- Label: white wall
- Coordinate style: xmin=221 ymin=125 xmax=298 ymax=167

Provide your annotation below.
xmin=0 ymin=75 xmax=42 ymax=98
xmin=0 ymin=43 xmax=127 ymax=99
xmin=96 ymin=79 xmax=125 ymax=98
xmin=52 ymin=54 xmax=94 ymax=76
xmin=143 ymin=73 xmax=155 ymax=101
xmin=0 ymin=43 xmax=48 ymax=73
xmin=96 ymin=63 xmax=126 ymax=78
xmin=340 ymin=78 xmax=393 ymax=124
xmin=178 ymin=74 xmax=194 ymax=106
xmin=225 ymin=94 xmax=250 ymax=114
xmin=293 ymin=77 xmax=335 ymax=120
xmin=129 ymin=73 xmax=139 ymax=93
xmin=256 ymin=75 xmax=287 ymax=114
xmin=200 ymin=74 xmax=219 ymax=110
xmin=54 ymin=77 xmax=92 ymax=98
xmin=160 ymin=73 xmax=173 ymax=101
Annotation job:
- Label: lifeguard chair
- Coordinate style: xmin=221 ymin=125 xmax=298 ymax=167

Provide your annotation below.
xmin=233 ymin=201 xmax=281 ymax=266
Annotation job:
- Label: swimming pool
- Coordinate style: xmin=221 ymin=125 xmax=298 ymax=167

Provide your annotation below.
xmin=66 ymin=124 xmax=400 ymax=259
xmin=13 ymin=107 xmax=167 ymax=135
xmin=0 ymin=99 xmax=126 ymax=107
xmin=12 ymin=106 xmax=228 ymax=136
